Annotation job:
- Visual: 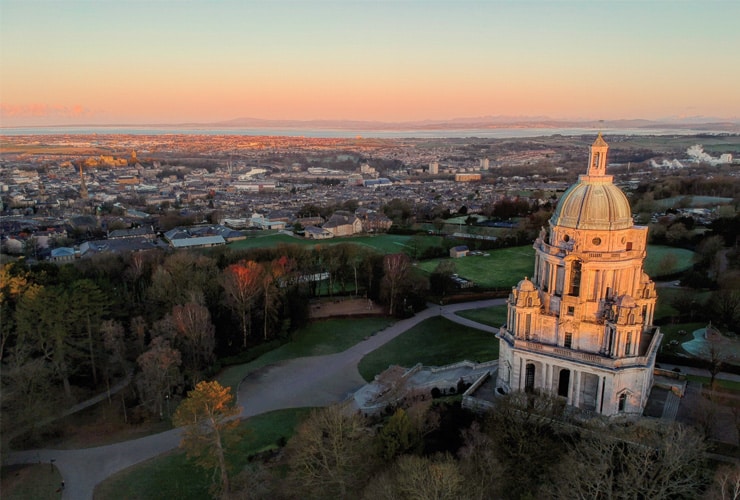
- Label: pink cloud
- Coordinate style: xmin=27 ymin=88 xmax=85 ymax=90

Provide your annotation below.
xmin=1 ymin=103 xmax=92 ymax=118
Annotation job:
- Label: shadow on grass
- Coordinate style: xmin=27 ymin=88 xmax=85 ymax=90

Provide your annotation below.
xmin=218 ymin=317 xmax=393 ymax=392
xmin=358 ymin=316 xmax=499 ymax=381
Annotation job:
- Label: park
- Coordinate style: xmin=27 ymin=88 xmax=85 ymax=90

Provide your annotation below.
xmin=4 ymin=230 xmax=736 ymax=499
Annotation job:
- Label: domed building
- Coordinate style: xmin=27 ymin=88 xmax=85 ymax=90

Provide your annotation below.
xmin=496 ymin=134 xmax=661 ymax=416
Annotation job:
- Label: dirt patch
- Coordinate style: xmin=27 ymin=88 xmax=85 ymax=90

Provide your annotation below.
xmin=309 ymin=298 xmax=385 ymax=319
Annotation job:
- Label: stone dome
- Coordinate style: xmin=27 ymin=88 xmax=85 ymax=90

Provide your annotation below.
xmin=550 ymin=134 xmax=633 ymax=231
xmin=616 ymin=295 xmax=636 ymax=308
xmin=550 ymin=180 xmax=633 ymax=230
xmin=516 ymin=277 xmax=535 ymax=292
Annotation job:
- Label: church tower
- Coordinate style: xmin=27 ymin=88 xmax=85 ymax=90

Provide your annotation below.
xmin=496 ymin=135 xmax=661 ymax=416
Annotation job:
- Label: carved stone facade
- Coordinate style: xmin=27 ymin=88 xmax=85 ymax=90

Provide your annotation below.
xmin=496 ymin=135 xmax=661 ymax=416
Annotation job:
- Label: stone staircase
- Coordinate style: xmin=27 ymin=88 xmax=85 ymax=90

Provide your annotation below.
xmin=661 ymin=390 xmax=681 ymax=421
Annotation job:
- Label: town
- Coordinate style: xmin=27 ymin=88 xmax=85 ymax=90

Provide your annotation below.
xmin=1 ymin=133 xmax=736 ymax=260
xmin=2 ymin=131 xmax=740 ymax=500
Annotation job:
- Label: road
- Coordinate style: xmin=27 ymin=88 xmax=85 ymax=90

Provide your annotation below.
xmin=3 ymin=299 xmax=505 ymax=500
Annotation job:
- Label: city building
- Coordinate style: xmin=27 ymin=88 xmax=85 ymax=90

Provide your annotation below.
xmin=496 ymin=135 xmax=661 ymax=417
xmin=455 ymin=173 xmax=481 ymax=182
xmin=429 ymin=161 xmax=439 ymax=175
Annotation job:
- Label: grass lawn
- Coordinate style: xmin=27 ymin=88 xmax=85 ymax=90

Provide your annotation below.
xmin=227 ymin=233 xmax=443 ymax=255
xmin=1 ymin=464 xmax=64 ymax=500
xmin=644 ymin=245 xmax=695 ymax=278
xmin=455 ymin=305 xmax=508 ymax=329
xmin=685 ymin=375 xmax=740 ymax=392
xmin=654 ymin=287 xmax=710 ymax=322
xmin=654 ymin=196 xmax=734 ymax=209
xmin=94 ymin=408 xmax=312 ymax=500
xmin=417 ymin=245 xmax=535 ymax=289
xmin=218 ymin=317 xmax=393 ymax=391
xmin=358 ymin=316 xmax=499 ymax=381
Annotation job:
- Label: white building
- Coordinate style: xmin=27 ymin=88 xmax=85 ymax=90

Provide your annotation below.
xmin=496 ymin=135 xmax=661 ymax=417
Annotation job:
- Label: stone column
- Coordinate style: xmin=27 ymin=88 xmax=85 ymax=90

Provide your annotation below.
xmin=573 ymin=370 xmax=581 ymax=408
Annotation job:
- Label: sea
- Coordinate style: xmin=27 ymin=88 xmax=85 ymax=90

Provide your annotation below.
xmin=0 ymin=126 xmax=734 ymax=138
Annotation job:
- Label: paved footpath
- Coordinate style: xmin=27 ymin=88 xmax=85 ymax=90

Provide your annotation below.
xmin=3 ymin=299 xmax=504 ymax=500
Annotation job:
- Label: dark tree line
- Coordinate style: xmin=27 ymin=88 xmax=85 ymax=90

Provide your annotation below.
xmin=223 ymin=393 xmax=716 ymax=500
xmin=0 ymin=242 xmax=427 ymax=436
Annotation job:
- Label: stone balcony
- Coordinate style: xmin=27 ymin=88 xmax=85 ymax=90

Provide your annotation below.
xmin=498 ymin=326 xmax=662 ymax=371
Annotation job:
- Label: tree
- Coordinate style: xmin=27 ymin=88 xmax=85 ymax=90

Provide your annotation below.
xmin=430 ymin=260 xmax=456 ymax=295
xmin=362 ymin=454 xmax=464 ymax=500
xmin=171 ymin=302 xmax=216 ymax=377
xmin=221 ymin=260 xmax=264 ymax=348
xmin=173 ymin=381 xmax=241 ymax=499
xmin=709 ymin=290 xmax=740 ymax=330
xmin=136 ymin=336 xmax=182 ymax=417
xmin=701 ymin=324 xmax=734 ymax=388
xmin=282 ymin=404 xmax=376 ymax=498
xmin=101 ymin=319 xmax=128 ymax=380
xmin=458 ymin=422 xmax=504 ymax=500
xmin=486 ymin=391 xmax=569 ymax=498
xmin=546 ymin=421 xmax=707 ymax=500
xmin=260 ymin=256 xmax=291 ymax=340
xmin=69 ymin=279 xmax=111 ymax=385
xmin=15 ymin=285 xmax=75 ymax=399
xmin=381 ymin=253 xmax=410 ymax=316
xmin=0 ymin=262 xmax=32 ymax=362
xmin=378 ymin=408 xmax=416 ymax=461
xmin=148 ymin=252 xmax=219 ymax=313
xmin=706 ymin=464 xmax=740 ymax=500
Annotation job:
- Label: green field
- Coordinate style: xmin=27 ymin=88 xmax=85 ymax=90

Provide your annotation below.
xmin=644 ymin=245 xmax=695 ymax=277
xmin=358 ymin=316 xmax=499 ymax=381
xmin=456 ymin=305 xmax=508 ymax=329
xmin=654 ymin=196 xmax=734 ymax=209
xmin=94 ymin=408 xmax=311 ymax=500
xmin=227 ymin=232 xmax=445 ymax=255
xmin=416 ymin=245 xmax=535 ymax=289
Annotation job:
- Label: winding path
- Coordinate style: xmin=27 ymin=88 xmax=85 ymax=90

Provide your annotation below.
xmin=3 ymin=299 xmax=505 ymax=500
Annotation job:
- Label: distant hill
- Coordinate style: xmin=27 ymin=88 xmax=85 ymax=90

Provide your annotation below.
xmin=203 ymin=115 xmax=740 ymax=132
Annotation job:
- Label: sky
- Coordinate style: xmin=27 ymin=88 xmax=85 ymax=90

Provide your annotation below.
xmin=1 ymin=0 xmax=739 ymax=127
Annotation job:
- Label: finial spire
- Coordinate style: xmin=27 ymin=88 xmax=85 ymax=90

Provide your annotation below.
xmin=587 ymin=133 xmax=609 ymax=176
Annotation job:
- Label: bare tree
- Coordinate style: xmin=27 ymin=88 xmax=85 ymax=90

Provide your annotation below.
xmin=362 ymin=454 xmax=464 ymax=500
xmin=381 ymin=253 xmax=410 ymax=316
xmin=546 ymin=421 xmax=707 ymax=500
xmin=282 ymin=404 xmax=376 ymax=498
xmin=171 ymin=302 xmax=216 ymax=376
xmin=136 ymin=336 xmax=182 ymax=418
xmin=221 ymin=260 xmax=264 ymax=348
xmin=702 ymin=324 xmax=734 ymax=388
xmin=101 ymin=319 xmax=128 ymax=378
xmin=706 ymin=464 xmax=740 ymax=500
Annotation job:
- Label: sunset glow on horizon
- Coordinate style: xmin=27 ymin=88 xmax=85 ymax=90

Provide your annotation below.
xmin=2 ymin=0 xmax=739 ymax=127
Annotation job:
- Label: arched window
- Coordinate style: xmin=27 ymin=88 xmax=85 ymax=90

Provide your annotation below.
xmin=618 ymin=392 xmax=627 ymax=412
xmin=569 ymin=261 xmax=582 ymax=296
xmin=525 ymin=363 xmax=536 ymax=393
xmin=558 ymin=369 xmax=570 ymax=397
xmin=527 ymin=297 xmax=533 ymax=307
